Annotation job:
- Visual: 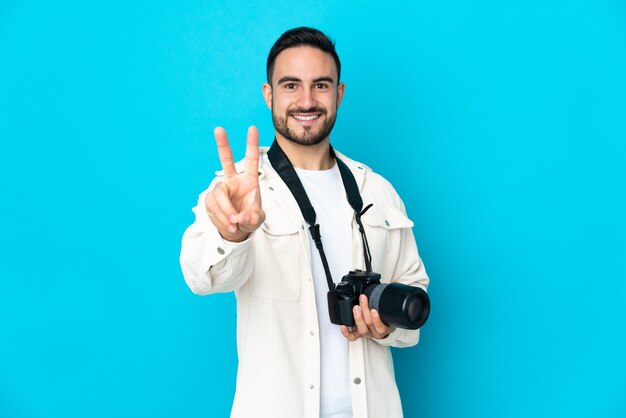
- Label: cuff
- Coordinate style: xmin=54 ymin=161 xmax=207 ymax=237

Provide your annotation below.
xmin=373 ymin=327 xmax=404 ymax=346
xmin=203 ymin=225 xmax=255 ymax=270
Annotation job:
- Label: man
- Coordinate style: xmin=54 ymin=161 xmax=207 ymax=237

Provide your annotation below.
xmin=180 ymin=27 xmax=429 ymax=418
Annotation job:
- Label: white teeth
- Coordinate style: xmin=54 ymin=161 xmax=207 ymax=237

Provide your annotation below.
xmin=292 ymin=114 xmax=320 ymax=121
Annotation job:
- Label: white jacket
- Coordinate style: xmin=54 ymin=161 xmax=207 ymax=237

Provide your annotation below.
xmin=180 ymin=148 xmax=429 ymax=418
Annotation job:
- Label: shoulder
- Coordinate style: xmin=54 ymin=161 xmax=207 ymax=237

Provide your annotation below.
xmin=333 ymin=149 xmax=404 ymax=209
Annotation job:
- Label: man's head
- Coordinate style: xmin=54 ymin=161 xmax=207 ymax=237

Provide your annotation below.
xmin=263 ymin=27 xmax=344 ymax=147
xmin=266 ymin=27 xmax=341 ymax=85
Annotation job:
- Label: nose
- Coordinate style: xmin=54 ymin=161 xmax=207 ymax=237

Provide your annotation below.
xmin=297 ymin=86 xmax=317 ymax=110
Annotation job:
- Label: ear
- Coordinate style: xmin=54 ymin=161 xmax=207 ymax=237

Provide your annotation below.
xmin=336 ymin=82 xmax=345 ymax=107
xmin=262 ymin=83 xmax=272 ymax=110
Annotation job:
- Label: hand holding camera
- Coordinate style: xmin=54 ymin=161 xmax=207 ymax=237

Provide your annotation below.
xmin=339 ymin=294 xmax=395 ymax=341
xmin=328 ymin=270 xmax=430 ymax=334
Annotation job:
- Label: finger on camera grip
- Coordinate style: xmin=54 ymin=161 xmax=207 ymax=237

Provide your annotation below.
xmin=340 ymin=325 xmax=357 ymax=342
xmin=371 ymin=310 xmax=390 ymax=336
xmin=359 ymin=295 xmax=373 ymax=327
xmin=352 ymin=306 xmax=370 ymax=337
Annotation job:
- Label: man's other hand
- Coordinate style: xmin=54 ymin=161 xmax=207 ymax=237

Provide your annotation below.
xmin=340 ymin=294 xmax=396 ymax=341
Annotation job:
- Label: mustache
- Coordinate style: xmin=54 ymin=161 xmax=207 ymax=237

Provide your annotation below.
xmin=288 ymin=107 xmax=326 ymax=115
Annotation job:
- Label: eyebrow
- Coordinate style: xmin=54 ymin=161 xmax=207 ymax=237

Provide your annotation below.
xmin=276 ymin=76 xmax=336 ymax=85
xmin=313 ymin=77 xmax=335 ymax=84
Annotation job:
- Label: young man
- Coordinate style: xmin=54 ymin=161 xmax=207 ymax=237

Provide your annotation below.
xmin=180 ymin=27 xmax=429 ymax=418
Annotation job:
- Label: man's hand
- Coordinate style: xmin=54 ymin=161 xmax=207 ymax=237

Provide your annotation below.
xmin=205 ymin=126 xmax=265 ymax=242
xmin=340 ymin=295 xmax=396 ymax=341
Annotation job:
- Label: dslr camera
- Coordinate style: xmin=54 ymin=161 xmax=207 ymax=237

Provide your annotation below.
xmin=327 ymin=270 xmax=430 ymax=330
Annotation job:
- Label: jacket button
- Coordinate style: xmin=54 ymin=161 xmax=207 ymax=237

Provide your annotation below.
xmin=217 ymin=247 xmax=225 ymax=255
xmin=269 ymin=186 xmax=274 ymax=191
xmin=353 ymin=377 xmax=361 ymax=384
xmin=309 ymin=384 xmax=315 ymax=389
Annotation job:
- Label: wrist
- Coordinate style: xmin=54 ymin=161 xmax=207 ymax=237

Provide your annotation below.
xmin=219 ymin=229 xmax=250 ymax=243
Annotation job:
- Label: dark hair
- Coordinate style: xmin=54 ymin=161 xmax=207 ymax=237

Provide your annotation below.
xmin=266 ymin=27 xmax=341 ymax=84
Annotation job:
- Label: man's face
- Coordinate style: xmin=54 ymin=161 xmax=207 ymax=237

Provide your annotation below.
xmin=263 ymin=46 xmax=344 ymax=146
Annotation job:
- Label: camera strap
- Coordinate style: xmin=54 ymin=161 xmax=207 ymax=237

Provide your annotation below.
xmin=267 ymin=139 xmax=374 ymax=292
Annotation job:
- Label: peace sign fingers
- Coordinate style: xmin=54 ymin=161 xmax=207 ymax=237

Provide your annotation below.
xmin=214 ymin=127 xmax=237 ymax=178
xmin=207 ymin=125 xmax=265 ymax=243
xmin=244 ymin=126 xmax=260 ymax=177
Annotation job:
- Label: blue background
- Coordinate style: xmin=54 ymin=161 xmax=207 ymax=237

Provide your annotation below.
xmin=1 ymin=1 xmax=625 ymax=417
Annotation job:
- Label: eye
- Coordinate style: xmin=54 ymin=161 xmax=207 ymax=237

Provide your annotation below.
xmin=284 ymin=83 xmax=296 ymax=89
xmin=315 ymin=83 xmax=329 ymax=89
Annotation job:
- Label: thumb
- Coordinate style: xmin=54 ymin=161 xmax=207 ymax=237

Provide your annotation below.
xmin=237 ymin=188 xmax=261 ymax=225
xmin=244 ymin=186 xmax=261 ymax=210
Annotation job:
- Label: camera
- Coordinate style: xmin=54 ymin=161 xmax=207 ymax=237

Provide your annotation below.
xmin=327 ymin=270 xmax=430 ymax=330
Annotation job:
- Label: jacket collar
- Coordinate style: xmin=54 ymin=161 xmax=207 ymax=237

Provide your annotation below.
xmin=257 ymin=146 xmax=369 ymax=188
xmin=215 ymin=146 xmax=370 ymax=228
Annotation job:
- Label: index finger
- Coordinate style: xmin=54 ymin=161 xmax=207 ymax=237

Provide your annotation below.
xmin=214 ymin=127 xmax=236 ymax=178
xmin=244 ymin=126 xmax=260 ymax=177
xmin=359 ymin=295 xmax=373 ymax=326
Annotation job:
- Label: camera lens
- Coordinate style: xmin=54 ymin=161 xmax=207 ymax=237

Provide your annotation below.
xmin=365 ymin=283 xmax=430 ymax=330
xmin=407 ymin=297 xmax=420 ymax=323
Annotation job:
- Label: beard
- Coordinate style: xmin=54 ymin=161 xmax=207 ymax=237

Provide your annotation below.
xmin=272 ymin=105 xmax=337 ymax=146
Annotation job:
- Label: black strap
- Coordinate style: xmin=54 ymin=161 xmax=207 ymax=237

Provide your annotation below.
xmin=356 ymin=203 xmax=374 ymax=272
xmin=335 ymin=157 xmax=363 ymax=214
xmin=267 ymin=140 xmax=374 ymax=291
xmin=334 ymin=156 xmax=374 ymax=270
xmin=267 ymin=141 xmax=318 ymax=226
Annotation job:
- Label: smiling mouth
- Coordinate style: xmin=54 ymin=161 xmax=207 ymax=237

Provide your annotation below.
xmin=291 ymin=114 xmax=321 ymax=122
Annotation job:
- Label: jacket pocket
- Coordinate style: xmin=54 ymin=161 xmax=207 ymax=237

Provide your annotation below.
xmin=361 ymin=204 xmax=414 ymax=230
xmin=360 ymin=205 xmax=413 ymax=281
xmin=249 ymin=214 xmax=302 ymax=301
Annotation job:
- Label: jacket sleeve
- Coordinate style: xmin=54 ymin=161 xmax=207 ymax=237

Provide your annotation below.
xmin=179 ymin=178 xmax=255 ymax=295
xmin=374 ymin=191 xmax=430 ymax=348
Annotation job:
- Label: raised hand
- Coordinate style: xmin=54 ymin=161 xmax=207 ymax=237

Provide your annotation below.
xmin=205 ymin=126 xmax=266 ymax=242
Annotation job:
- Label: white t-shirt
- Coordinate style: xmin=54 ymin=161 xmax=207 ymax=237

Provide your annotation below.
xmin=295 ymin=163 xmax=354 ymax=418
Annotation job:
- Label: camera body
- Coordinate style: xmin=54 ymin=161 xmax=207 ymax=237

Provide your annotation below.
xmin=327 ymin=269 xmax=430 ymax=330
xmin=327 ymin=270 xmax=381 ymax=327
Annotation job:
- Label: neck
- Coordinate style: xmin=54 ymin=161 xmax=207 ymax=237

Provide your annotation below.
xmin=275 ymin=135 xmax=335 ymax=170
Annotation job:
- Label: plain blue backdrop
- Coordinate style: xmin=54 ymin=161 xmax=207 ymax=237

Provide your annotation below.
xmin=1 ymin=1 xmax=625 ymax=417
